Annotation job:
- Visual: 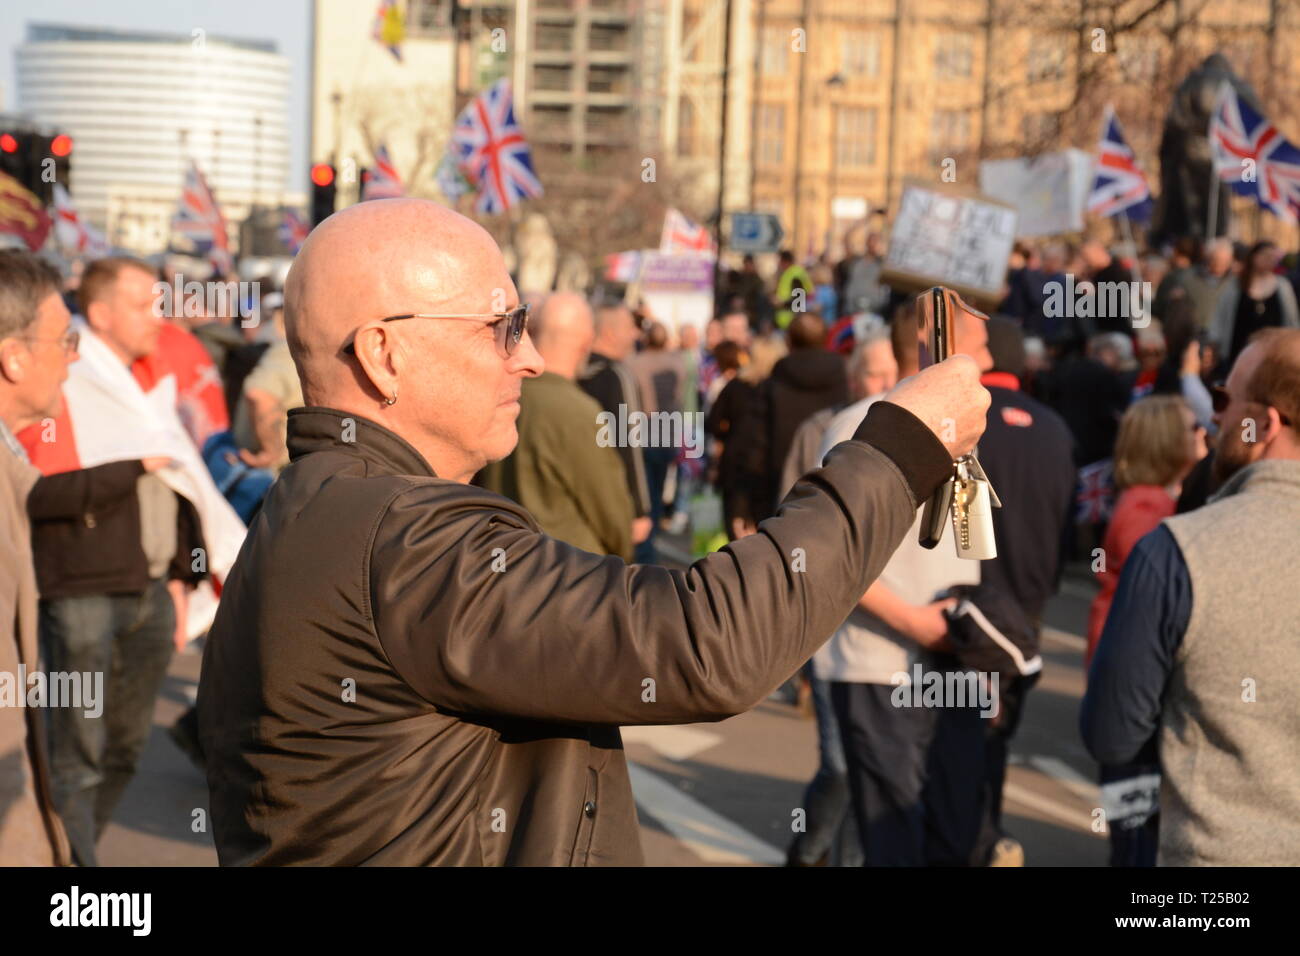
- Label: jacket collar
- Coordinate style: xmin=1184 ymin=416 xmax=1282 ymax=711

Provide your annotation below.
xmin=286 ymin=407 xmax=437 ymax=478
xmin=1210 ymin=458 xmax=1300 ymax=505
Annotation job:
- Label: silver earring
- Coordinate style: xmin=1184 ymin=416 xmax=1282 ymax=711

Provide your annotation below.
xmin=385 ymin=394 xmax=397 ymax=406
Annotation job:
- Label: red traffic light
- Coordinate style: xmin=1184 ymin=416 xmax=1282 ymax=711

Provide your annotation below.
xmin=310 ymin=163 xmax=335 ymax=188
xmin=0 ymin=134 xmax=16 ymax=153
xmin=50 ymin=134 xmax=72 ymax=157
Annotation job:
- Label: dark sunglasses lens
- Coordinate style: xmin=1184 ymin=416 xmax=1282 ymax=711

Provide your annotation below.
xmin=509 ymin=307 xmax=526 ymax=352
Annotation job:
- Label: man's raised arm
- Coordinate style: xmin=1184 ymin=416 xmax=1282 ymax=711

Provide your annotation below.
xmin=369 ymin=356 xmax=987 ymax=726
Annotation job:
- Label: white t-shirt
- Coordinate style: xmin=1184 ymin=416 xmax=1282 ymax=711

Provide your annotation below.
xmin=812 ymin=396 xmax=979 ymax=685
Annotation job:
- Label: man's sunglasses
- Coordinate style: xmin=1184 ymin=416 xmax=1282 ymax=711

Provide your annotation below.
xmin=343 ymin=304 xmax=529 ymax=357
xmin=1212 ymin=382 xmax=1293 ymax=426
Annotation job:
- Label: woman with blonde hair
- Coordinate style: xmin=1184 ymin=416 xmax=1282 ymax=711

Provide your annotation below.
xmin=1087 ymin=395 xmax=1207 ymax=662
xmin=1085 ymin=394 xmax=1205 ymax=868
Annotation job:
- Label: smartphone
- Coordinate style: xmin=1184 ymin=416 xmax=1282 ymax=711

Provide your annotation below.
xmin=917 ymin=288 xmax=952 ymax=549
xmin=914 ymin=287 xmax=990 ymax=550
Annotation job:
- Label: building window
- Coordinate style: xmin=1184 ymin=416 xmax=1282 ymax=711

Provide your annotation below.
xmin=1026 ymin=35 xmax=1068 ymax=83
xmin=589 ymin=22 xmax=629 ymax=53
xmin=405 ymin=0 xmax=450 ymax=35
xmin=1116 ymin=38 xmax=1160 ymax=84
xmin=840 ymin=30 xmax=880 ymax=78
xmin=761 ymin=26 xmax=789 ymax=78
xmin=758 ymin=103 xmax=785 ymax=166
xmin=836 ymin=107 xmax=876 ymax=167
xmin=534 ymin=64 xmax=572 ymax=92
xmin=930 ymin=109 xmax=971 ymax=161
xmin=933 ymin=32 xmax=973 ymax=79
xmin=535 ymin=23 xmax=574 ymax=52
xmin=1021 ymin=111 xmax=1061 ymax=147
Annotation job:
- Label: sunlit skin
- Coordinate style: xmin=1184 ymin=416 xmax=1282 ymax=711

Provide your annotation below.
xmin=0 ymin=292 xmax=78 ymax=432
xmin=85 ymin=265 xmax=162 ymax=365
xmin=283 ymin=199 xmax=545 ymax=483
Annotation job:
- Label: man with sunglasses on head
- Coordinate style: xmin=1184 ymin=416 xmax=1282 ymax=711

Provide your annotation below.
xmin=1083 ymin=327 xmax=1300 ymax=865
xmin=197 ymin=198 xmax=991 ymax=866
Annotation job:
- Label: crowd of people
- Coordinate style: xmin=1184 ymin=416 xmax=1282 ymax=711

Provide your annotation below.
xmin=1 ymin=208 xmax=1298 ymax=867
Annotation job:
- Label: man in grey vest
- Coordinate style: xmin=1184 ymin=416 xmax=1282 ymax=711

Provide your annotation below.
xmin=1082 ymin=328 xmax=1300 ymax=865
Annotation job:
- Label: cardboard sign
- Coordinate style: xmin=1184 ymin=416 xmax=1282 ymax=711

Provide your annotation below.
xmin=881 ymin=180 xmax=1017 ymax=305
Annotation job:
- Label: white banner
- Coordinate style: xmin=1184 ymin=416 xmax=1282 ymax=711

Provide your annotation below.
xmin=978 ymin=149 xmax=1093 ymax=237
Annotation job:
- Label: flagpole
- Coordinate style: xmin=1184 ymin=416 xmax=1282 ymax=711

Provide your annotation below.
xmin=1117 ymin=209 xmax=1145 ymax=325
xmin=1207 ymin=167 xmax=1220 ymax=240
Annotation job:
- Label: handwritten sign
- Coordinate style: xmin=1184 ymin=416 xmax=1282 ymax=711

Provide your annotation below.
xmin=882 ymin=181 xmax=1017 ymax=304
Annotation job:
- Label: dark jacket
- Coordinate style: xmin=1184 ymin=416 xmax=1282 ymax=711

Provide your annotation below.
xmin=197 ymin=403 xmax=950 ymax=865
xmin=578 ymin=352 xmax=651 ymax=519
xmin=737 ymin=348 xmax=849 ymax=521
xmin=27 ymin=461 xmax=207 ymax=599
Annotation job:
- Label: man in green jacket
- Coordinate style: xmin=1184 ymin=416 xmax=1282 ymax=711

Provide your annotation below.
xmin=481 ymin=293 xmax=632 ymax=560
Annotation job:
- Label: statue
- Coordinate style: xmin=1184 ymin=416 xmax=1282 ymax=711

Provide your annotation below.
xmin=1151 ymin=54 xmax=1264 ymax=245
xmin=513 ymin=213 xmax=557 ymax=297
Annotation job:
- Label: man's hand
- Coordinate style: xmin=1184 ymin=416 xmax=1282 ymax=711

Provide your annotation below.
xmin=883 ymin=355 xmax=990 ymax=459
xmin=904 ymin=598 xmax=957 ymax=650
xmin=631 ymin=516 xmax=653 ymax=544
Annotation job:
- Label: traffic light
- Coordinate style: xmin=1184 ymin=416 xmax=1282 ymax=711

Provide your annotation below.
xmin=0 ymin=130 xmax=72 ymax=203
xmin=310 ymin=162 xmax=336 ymax=225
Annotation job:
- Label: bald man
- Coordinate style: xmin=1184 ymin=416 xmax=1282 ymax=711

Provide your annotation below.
xmin=197 ymin=198 xmax=990 ymax=866
xmin=480 ymin=293 xmax=633 ymax=560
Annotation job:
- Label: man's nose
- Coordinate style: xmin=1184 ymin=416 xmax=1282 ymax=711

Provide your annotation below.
xmin=510 ymin=329 xmax=545 ymax=377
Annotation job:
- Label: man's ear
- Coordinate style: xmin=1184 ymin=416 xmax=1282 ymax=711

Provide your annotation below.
xmin=0 ymin=339 xmax=27 ymax=384
xmin=84 ymin=298 xmax=108 ymax=335
xmin=352 ymin=323 xmax=402 ymax=403
xmin=1261 ymin=406 xmax=1285 ymax=447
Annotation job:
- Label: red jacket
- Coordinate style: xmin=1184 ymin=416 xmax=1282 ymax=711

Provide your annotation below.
xmin=1086 ymin=484 xmax=1176 ymax=667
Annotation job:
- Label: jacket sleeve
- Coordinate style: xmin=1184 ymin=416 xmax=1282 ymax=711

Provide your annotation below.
xmin=1080 ymin=524 xmax=1191 ymax=765
xmin=26 ymin=460 xmax=145 ymax=521
xmin=368 ymin=401 xmax=951 ymax=726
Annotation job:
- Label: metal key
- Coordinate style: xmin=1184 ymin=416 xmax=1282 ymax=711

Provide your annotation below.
xmin=950 ymin=454 xmax=1001 ymax=560
xmin=914 ymin=285 xmax=1001 ymax=560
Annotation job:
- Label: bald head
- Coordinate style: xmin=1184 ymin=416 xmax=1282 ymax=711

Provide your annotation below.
xmin=283 ymin=198 xmax=543 ymax=482
xmin=592 ymin=303 xmax=638 ymax=360
xmin=531 ymin=292 xmax=594 ymax=379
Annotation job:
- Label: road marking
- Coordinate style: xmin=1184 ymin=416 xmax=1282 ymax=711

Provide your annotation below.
xmin=1002 ymin=780 xmax=1103 ymax=838
xmin=1041 ymin=626 xmax=1087 ymax=651
xmin=1028 ymin=754 xmax=1099 ymax=802
xmin=620 ymin=724 xmax=723 ymax=761
xmin=628 ymin=762 xmax=785 ymax=865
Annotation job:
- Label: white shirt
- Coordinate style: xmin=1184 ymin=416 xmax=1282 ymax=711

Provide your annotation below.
xmin=812 ymin=396 xmax=979 ymax=684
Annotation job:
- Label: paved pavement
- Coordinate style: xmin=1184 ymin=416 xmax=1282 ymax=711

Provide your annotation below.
xmin=100 ymin=562 xmax=1108 ymax=867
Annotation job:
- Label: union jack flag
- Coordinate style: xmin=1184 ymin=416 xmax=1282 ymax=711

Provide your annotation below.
xmin=1087 ymin=106 xmax=1152 ymax=221
xmin=173 ymin=161 xmax=232 ymax=275
xmin=660 ymin=208 xmax=715 ymax=254
xmin=279 ymin=207 xmax=309 ymax=254
xmin=1209 ymin=82 xmax=1300 ymax=222
xmin=449 ymin=79 xmax=543 ymax=216
xmin=362 ymin=144 xmax=405 ymax=201
xmin=1076 ymin=458 xmax=1114 ymax=525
